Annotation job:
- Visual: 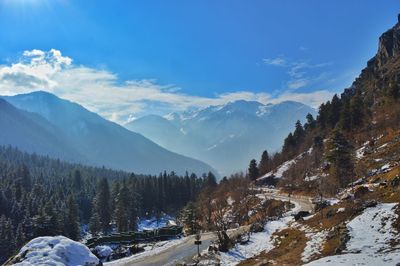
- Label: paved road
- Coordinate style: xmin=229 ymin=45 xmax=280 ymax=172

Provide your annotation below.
xmin=259 ymin=188 xmax=314 ymax=212
xmin=105 ymin=232 xmax=216 ymax=266
xmin=107 ymin=188 xmax=313 ymax=266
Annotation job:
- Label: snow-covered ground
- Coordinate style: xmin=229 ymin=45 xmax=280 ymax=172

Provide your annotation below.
xmin=305 ymin=203 xmax=400 ymax=266
xmin=11 ymin=236 xmax=99 ymax=266
xmin=301 ymin=228 xmax=329 ymax=263
xmin=356 ymin=141 xmax=369 ymax=159
xmin=137 ymin=214 xmax=175 ymax=231
xmin=259 ymin=147 xmax=313 ymax=181
xmin=218 ymin=199 xmax=302 ymax=265
xmin=219 ymin=216 xmax=293 ymax=265
xmin=258 ymin=158 xmax=296 ymax=180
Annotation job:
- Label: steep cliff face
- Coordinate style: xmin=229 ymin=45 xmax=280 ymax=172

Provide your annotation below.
xmin=342 ymin=15 xmax=400 ymax=113
xmin=376 ymin=15 xmax=400 ymax=67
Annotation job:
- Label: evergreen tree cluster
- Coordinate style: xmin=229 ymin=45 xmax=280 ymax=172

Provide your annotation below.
xmin=249 ymin=90 xmax=365 ymax=183
xmin=0 ymin=146 xmax=208 ymax=262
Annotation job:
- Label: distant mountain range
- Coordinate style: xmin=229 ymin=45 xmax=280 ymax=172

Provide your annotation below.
xmin=126 ymin=100 xmax=316 ymax=176
xmin=0 ymin=91 xmax=216 ymax=176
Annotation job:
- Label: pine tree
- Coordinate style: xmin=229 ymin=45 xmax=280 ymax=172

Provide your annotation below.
xmin=293 ymin=120 xmax=305 ymax=144
xmin=115 ymin=181 xmax=130 ymax=232
xmin=65 ymin=195 xmax=80 ymax=240
xmin=19 ymin=164 xmax=31 ymax=192
xmin=95 ymin=178 xmax=112 ymax=233
xmin=317 ymin=101 xmax=330 ymax=129
xmin=258 ymin=150 xmax=270 ymax=176
xmin=339 ymin=100 xmax=352 ymax=131
xmin=128 ymin=183 xmax=140 ymax=231
xmin=305 ymin=113 xmax=316 ymax=130
xmin=205 ymin=172 xmax=217 ymax=188
xmin=89 ymin=201 xmax=101 ymax=236
xmin=33 ymin=202 xmax=61 ymax=237
xmin=327 ymin=94 xmax=342 ymax=128
xmin=15 ymin=223 xmax=25 ymax=250
xmin=247 ymin=159 xmax=259 ymax=181
xmin=282 ymin=132 xmax=296 ymax=157
xmin=180 ymin=201 xmax=200 ymax=235
xmin=73 ymin=170 xmax=83 ymax=191
xmin=326 ymin=129 xmax=354 ymax=189
xmin=350 ymin=92 xmax=364 ymax=128
xmin=0 ymin=216 xmax=15 ymax=259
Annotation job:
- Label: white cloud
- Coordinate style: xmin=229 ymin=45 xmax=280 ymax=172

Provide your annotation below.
xmin=288 ymin=78 xmax=309 ymax=90
xmin=263 ymin=55 xmax=332 ymax=90
xmin=263 ymin=57 xmax=286 ymax=66
xmin=0 ymin=49 xmax=334 ymax=124
xmin=270 ymin=90 xmax=334 ymax=108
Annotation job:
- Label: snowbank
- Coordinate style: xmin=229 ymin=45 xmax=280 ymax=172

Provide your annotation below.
xmin=10 ymin=236 xmax=99 ymax=266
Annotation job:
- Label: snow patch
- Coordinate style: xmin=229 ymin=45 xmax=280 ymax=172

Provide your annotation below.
xmin=259 ymin=158 xmax=295 ymax=180
xmin=337 ymin=207 xmax=345 ymax=213
xmin=94 ymin=245 xmax=113 ymax=258
xmin=377 ymin=143 xmax=389 ymax=150
xmin=256 ymin=105 xmax=271 ymax=117
xmin=227 ymin=196 xmax=235 ymax=206
xmin=302 ymin=229 xmax=328 ymax=263
xmin=219 ymin=216 xmax=294 ymax=265
xmin=305 ymin=203 xmax=400 ymax=265
xmin=381 ymin=163 xmax=391 ymax=171
xmin=219 ymin=197 xmax=302 ymax=265
xmin=356 ymin=142 xmax=368 ymax=159
xmin=12 ymin=236 xmax=99 ymax=266
xmin=305 ymin=175 xmax=320 ymax=182
xmin=138 ymin=214 xmax=175 ymax=231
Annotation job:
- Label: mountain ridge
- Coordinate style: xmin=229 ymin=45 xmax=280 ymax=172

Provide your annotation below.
xmin=126 ymin=100 xmax=316 ymax=176
xmin=1 ymin=91 xmax=217 ymax=176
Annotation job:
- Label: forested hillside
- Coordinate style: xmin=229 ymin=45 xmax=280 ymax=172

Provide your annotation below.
xmin=175 ymin=15 xmax=400 ymax=265
xmin=250 ymin=15 xmax=400 ymax=195
xmin=0 ymin=145 xmax=215 ymax=263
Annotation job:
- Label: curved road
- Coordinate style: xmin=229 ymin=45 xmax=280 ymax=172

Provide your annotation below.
xmin=106 ymin=188 xmax=313 ymax=266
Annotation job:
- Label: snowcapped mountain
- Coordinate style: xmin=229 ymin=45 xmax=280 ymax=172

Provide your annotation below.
xmin=126 ymin=100 xmax=316 ymax=176
xmin=1 ymin=91 xmax=216 ymax=176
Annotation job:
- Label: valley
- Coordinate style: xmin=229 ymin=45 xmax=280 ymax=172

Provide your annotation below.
xmin=1 ymin=3 xmax=400 ymax=266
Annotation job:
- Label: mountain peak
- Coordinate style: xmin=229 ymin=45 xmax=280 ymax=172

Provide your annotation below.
xmin=18 ymin=90 xmax=59 ymax=99
xmin=374 ymin=16 xmax=400 ymax=68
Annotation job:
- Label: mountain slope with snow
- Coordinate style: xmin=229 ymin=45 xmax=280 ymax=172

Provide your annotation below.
xmin=126 ymin=100 xmax=316 ymax=176
xmin=1 ymin=91 xmax=216 ymax=176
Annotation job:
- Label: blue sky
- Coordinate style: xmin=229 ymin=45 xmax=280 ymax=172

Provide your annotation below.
xmin=0 ymin=0 xmax=399 ymax=123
